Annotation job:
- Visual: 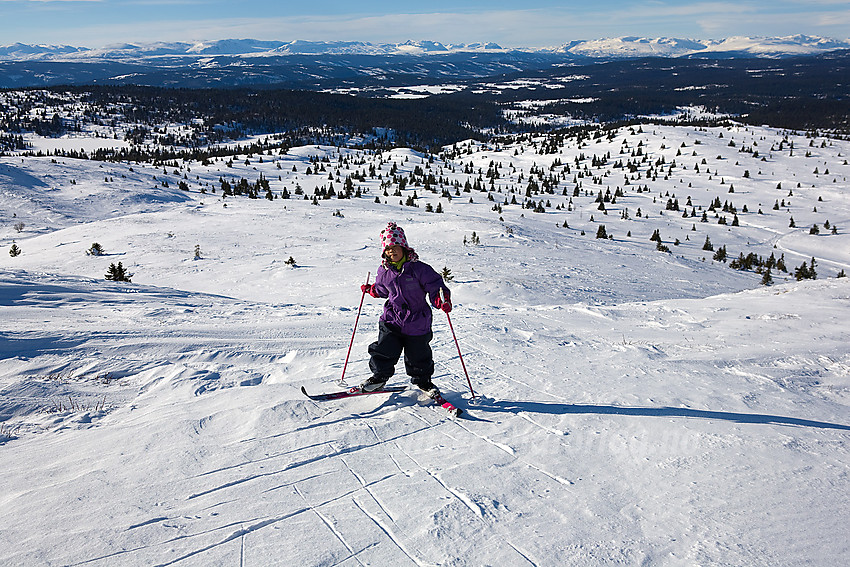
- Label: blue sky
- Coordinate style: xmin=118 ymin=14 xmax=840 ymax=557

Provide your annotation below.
xmin=2 ymin=0 xmax=849 ymax=47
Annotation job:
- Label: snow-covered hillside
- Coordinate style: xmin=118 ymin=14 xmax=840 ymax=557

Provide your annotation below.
xmin=1 ymin=120 xmax=849 ymax=565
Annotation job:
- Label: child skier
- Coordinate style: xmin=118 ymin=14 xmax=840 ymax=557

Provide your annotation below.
xmin=359 ymin=222 xmax=452 ymax=397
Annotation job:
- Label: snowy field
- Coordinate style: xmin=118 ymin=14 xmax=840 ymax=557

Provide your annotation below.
xmin=2 ymin=120 xmax=849 ymax=566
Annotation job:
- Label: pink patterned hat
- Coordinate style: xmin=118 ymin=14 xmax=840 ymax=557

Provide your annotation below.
xmin=379 ymin=222 xmax=419 ymax=264
xmin=380 ymin=222 xmax=409 ymax=251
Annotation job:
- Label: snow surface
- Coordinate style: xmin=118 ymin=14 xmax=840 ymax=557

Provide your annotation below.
xmin=2 ymin=121 xmax=850 ymax=566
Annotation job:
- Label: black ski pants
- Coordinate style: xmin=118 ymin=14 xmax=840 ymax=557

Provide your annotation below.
xmin=368 ymin=320 xmax=434 ymax=386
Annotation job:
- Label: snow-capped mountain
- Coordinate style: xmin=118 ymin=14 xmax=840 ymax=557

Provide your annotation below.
xmin=0 ymin=39 xmax=509 ymax=61
xmin=0 ymin=42 xmax=87 ymax=59
xmin=702 ymin=34 xmax=850 ymax=56
xmin=556 ymin=34 xmax=850 ymax=58
xmin=1 ymin=35 xmax=848 ymax=62
xmin=559 ymin=37 xmax=712 ymax=58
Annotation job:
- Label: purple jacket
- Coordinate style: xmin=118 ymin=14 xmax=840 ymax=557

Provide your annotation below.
xmin=372 ymin=260 xmax=449 ymax=336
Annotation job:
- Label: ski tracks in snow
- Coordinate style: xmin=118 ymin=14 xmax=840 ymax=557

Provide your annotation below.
xmin=370 ymin=412 xmax=542 ymax=567
xmin=235 ymin=387 xmax=551 ymax=566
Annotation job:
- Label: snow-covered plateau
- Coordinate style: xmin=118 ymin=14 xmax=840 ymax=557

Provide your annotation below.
xmin=1 ymin=118 xmax=849 ymax=566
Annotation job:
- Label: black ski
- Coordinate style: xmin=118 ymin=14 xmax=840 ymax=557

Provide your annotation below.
xmin=301 ymin=385 xmax=407 ymax=402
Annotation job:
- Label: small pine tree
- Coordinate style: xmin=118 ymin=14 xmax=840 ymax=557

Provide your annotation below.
xmin=285 ymin=256 xmax=296 ymax=267
xmin=761 ymin=268 xmax=773 ymax=286
xmin=596 ymin=225 xmax=608 ymax=239
xmin=702 ymin=236 xmax=713 ymax=251
xmin=9 ymin=242 xmax=21 ymax=257
xmin=794 ymin=258 xmax=818 ymax=281
xmin=105 ymin=262 xmax=132 ymax=282
xmin=441 ymin=267 xmax=454 ymax=282
xmin=87 ymin=242 xmax=105 ymax=256
xmin=194 ymin=244 xmax=202 ymax=260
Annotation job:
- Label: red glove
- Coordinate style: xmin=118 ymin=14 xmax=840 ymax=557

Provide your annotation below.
xmin=433 ymin=297 xmax=452 ymax=313
xmin=361 ymin=284 xmax=379 ymax=297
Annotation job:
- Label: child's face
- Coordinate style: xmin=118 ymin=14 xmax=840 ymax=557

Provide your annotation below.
xmin=385 ymin=245 xmax=405 ymax=262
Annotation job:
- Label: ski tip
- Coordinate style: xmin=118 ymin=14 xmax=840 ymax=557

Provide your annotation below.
xmin=439 ymin=402 xmax=462 ymax=418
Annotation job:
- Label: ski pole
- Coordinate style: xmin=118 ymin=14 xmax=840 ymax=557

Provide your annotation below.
xmin=340 ymin=272 xmax=370 ymax=386
xmin=445 ymin=310 xmax=476 ymax=399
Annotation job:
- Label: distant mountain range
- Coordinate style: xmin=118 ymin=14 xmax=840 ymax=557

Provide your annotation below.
xmin=2 ymin=35 xmax=848 ymax=61
xmin=1 ymin=35 xmax=848 ymax=90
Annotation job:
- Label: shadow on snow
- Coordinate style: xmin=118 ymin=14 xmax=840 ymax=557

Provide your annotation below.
xmin=472 ymin=399 xmax=850 ymax=431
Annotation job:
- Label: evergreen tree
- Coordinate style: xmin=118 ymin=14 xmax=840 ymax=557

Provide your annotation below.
xmin=702 ymin=236 xmax=713 ymax=251
xmin=794 ymin=258 xmax=817 ymax=281
xmin=105 ymin=262 xmax=132 ymax=282
xmin=9 ymin=242 xmax=21 ymax=257
xmin=596 ymin=225 xmax=608 ymax=239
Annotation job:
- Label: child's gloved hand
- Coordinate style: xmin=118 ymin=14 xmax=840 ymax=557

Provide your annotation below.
xmin=361 ymin=284 xmax=379 ymax=297
xmin=433 ymin=297 xmax=452 ymax=313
